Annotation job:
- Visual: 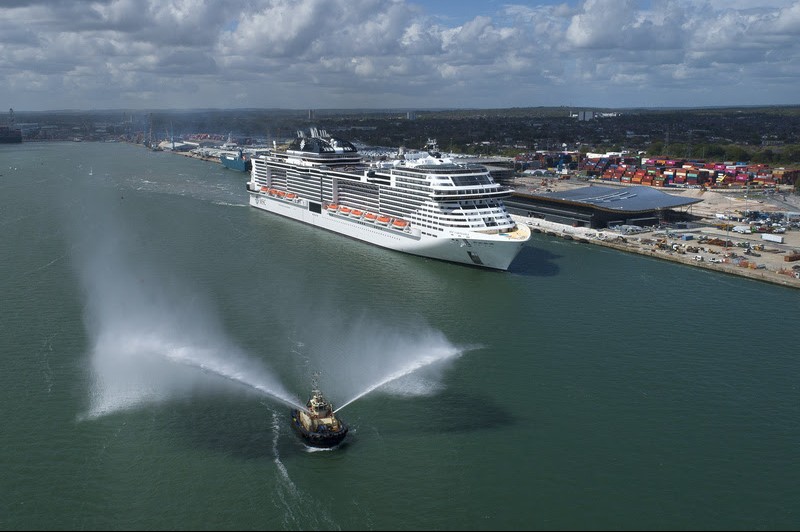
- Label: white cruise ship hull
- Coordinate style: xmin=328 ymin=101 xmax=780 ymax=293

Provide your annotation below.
xmin=249 ymin=193 xmax=529 ymax=270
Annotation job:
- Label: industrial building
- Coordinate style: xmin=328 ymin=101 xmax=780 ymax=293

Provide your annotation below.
xmin=505 ymin=185 xmax=704 ymax=229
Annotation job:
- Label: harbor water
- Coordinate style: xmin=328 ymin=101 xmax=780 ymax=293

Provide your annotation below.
xmin=1 ymin=142 xmax=799 ymax=530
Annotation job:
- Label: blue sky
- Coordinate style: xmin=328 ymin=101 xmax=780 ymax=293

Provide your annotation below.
xmin=1 ymin=0 xmax=799 ymax=111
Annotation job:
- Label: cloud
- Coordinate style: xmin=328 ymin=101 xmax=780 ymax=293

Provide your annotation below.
xmin=0 ymin=0 xmax=799 ymax=110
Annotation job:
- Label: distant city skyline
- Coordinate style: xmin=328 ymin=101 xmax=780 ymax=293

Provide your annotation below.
xmin=2 ymin=0 xmax=799 ymax=112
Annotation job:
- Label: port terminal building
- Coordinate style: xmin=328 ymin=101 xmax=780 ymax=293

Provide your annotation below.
xmin=505 ymin=185 xmax=704 ymax=229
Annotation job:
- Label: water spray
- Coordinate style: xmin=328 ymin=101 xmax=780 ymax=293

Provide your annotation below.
xmin=334 ymin=345 xmax=466 ymax=413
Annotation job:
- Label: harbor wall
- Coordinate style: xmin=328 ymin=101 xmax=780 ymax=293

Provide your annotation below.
xmin=514 ymin=216 xmax=800 ymax=289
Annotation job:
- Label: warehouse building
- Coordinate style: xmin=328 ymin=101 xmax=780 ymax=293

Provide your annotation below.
xmin=505 ymin=185 xmax=704 ymax=229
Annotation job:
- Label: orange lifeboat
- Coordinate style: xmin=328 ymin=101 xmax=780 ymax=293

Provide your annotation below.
xmin=339 ymin=206 xmax=352 ymax=215
xmin=260 ymin=186 xmax=268 ymax=192
xmin=327 ymin=203 xmax=339 ymax=211
xmin=376 ymin=215 xmax=390 ymax=225
xmin=351 ymin=209 xmax=363 ymax=217
xmin=276 ymin=190 xmax=286 ymax=197
xmin=286 ymin=192 xmax=297 ymax=199
xmin=364 ymin=213 xmax=377 ymax=222
xmin=392 ymin=219 xmax=409 ymax=229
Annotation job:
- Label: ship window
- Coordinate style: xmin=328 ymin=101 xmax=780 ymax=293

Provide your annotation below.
xmin=451 ymin=175 xmax=492 ymax=186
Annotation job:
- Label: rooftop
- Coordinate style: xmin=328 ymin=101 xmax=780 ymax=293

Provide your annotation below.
xmin=517 ymin=185 xmax=703 ymax=213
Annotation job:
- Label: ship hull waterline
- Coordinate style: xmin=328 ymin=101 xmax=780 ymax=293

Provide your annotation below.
xmin=220 ymin=156 xmax=251 ymax=172
xmin=248 ymin=192 xmax=528 ymax=271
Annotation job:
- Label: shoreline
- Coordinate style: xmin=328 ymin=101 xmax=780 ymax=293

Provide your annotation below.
xmin=513 ymin=215 xmax=800 ymax=289
xmin=158 ymin=144 xmax=800 ymax=288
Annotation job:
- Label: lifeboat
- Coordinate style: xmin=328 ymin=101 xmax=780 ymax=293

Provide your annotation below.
xmin=351 ymin=209 xmax=364 ymax=218
xmin=327 ymin=204 xmax=339 ymax=212
xmin=339 ymin=206 xmax=352 ymax=215
xmin=260 ymin=185 xmax=268 ymax=192
xmin=290 ymin=381 xmax=348 ymax=449
xmin=364 ymin=213 xmax=377 ymax=222
xmin=376 ymin=215 xmax=391 ymax=225
xmin=391 ymin=219 xmax=409 ymax=229
xmin=268 ymin=188 xmax=278 ymax=196
xmin=286 ymin=192 xmax=297 ymax=199
xmin=276 ymin=190 xmax=286 ymax=197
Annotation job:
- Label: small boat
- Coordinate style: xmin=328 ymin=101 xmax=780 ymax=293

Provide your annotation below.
xmin=327 ymin=203 xmax=339 ymax=212
xmin=364 ymin=213 xmax=377 ymax=222
xmin=260 ymin=186 xmax=269 ymax=193
xmin=391 ymin=219 xmax=409 ymax=229
xmin=286 ymin=192 xmax=297 ymax=199
xmin=350 ymin=209 xmax=364 ymax=218
xmin=339 ymin=206 xmax=352 ymax=215
xmin=376 ymin=215 xmax=391 ymax=225
xmin=290 ymin=384 xmax=348 ymax=449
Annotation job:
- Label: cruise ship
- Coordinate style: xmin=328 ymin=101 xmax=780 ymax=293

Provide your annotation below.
xmin=246 ymin=129 xmax=531 ymax=270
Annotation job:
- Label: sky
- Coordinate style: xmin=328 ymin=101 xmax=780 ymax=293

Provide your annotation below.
xmin=1 ymin=0 xmax=799 ymax=112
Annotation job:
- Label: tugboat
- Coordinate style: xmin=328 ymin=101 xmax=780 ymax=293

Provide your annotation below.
xmin=290 ymin=380 xmax=348 ymax=448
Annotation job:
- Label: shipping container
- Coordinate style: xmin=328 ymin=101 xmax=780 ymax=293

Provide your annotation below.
xmin=762 ymin=233 xmax=784 ymax=244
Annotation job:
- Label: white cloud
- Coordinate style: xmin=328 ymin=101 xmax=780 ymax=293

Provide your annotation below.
xmin=0 ymin=0 xmax=798 ymax=110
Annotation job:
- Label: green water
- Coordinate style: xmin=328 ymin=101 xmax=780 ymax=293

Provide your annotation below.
xmin=1 ymin=142 xmax=799 ymax=530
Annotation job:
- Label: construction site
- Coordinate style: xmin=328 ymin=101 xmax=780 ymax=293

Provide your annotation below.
xmin=509 ymin=176 xmax=800 ymax=288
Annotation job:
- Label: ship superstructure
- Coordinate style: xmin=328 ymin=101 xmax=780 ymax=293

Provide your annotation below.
xmin=290 ymin=382 xmax=348 ymax=449
xmin=220 ymin=148 xmax=252 ymax=172
xmin=246 ymin=129 xmax=530 ymax=270
xmin=1 ymin=108 xmax=22 ymax=144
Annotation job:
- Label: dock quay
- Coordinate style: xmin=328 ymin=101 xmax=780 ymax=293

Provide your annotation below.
xmin=152 ymin=142 xmax=800 ymax=287
xmin=508 ymin=174 xmax=800 ymax=288
xmin=513 ymin=215 xmax=800 ymax=289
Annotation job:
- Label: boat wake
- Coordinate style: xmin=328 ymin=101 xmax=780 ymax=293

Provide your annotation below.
xmin=269 ymin=411 xmax=339 ymax=528
xmin=124 ymin=170 xmax=243 ymax=207
xmin=270 ymin=411 xmax=297 ymax=489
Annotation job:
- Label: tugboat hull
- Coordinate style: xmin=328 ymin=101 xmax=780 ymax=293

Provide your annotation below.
xmin=290 ymin=409 xmax=348 ymax=448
